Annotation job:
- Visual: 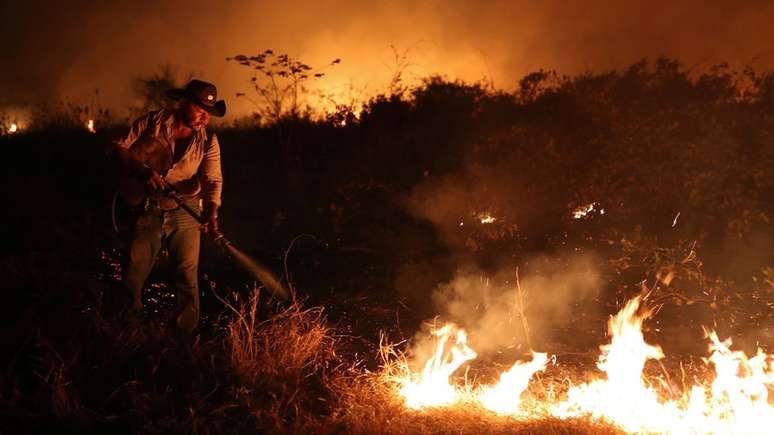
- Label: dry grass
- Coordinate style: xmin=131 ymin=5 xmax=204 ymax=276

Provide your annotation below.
xmin=8 ymin=285 xmax=626 ymax=434
xmin=221 ymin=289 xmax=334 ymax=386
xmin=324 ymin=335 xmax=624 ymax=434
xmin=32 ymin=341 xmax=81 ymax=419
xmin=215 ymin=286 xmax=342 ymax=430
xmin=332 ymin=374 xmax=624 ymax=434
xmin=209 ymin=289 xmax=625 ymax=433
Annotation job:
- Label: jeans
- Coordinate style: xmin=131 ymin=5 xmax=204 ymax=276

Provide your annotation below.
xmin=124 ymin=200 xmax=202 ymax=333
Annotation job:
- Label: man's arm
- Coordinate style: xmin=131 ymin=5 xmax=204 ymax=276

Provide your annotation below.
xmin=108 ymin=113 xmax=151 ymax=172
xmin=107 ymin=112 xmax=166 ymax=191
xmin=199 ymin=133 xmax=223 ymax=232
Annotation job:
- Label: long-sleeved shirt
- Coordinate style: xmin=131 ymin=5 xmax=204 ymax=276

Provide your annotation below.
xmin=115 ymin=109 xmax=223 ymax=209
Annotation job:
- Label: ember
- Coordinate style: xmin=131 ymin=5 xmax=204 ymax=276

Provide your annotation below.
xmin=572 ymin=202 xmax=602 ymax=219
xmin=476 ymin=212 xmax=496 ymax=224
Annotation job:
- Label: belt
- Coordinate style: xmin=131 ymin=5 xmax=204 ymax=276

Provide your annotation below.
xmin=141 ymin=196 xmax=201 ymax=213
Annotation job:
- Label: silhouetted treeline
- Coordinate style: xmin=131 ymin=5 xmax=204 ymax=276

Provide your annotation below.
xmin=219 ymin=59 xmax=771 ymax=253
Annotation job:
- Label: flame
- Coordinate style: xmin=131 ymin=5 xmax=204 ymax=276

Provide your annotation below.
xmin=396 ymin=324 xmax=548 ymax=414
xmin=551 ymin=296 xmax=774 ymax=433
xmin=695 ymin=331 xmax=774 ymax=432
xmin=9 ymin=123 xmax=18 ymax=133
xmin=86 ymin=119 xmax=96 ymax=133
xmin=551 ymin=296 xmax=672 ymax=431
xmin=477 ymin=352 xmax=548 ymax=415
xmin=388 ymin=294 xmax=774 ymax=432
xmin=398 ymin=324 xmax=477 ymax=409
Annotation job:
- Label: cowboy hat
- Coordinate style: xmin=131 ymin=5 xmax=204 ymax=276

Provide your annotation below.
xmin=166 ymin=79 xmax=226 ymax=117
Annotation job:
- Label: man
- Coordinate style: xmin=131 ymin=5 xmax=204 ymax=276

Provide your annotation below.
xmin=111 ymin=79 xmax=225 ymax=336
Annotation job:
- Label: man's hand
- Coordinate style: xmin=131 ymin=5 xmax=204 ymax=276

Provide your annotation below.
xmin=143 ymin=168 xmax=168 ymax=192
xmin=201 ymin=207 xmax=220 ymax=235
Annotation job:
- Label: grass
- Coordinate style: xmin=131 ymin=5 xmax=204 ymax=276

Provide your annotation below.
xmin=1 ymin=280 xmax=629 ymax=434
xmin=217 ymin=287 xmax=342 ymax=431
xmin=327 ymin=336 xmax=624 ymax=435
xmin=333 ymin=372 xmax=624 ymax=434
xmin=2 ymin=234 xmax=767 ymax=434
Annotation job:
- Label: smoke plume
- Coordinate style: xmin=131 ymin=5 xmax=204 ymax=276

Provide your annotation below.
xmin=431 ymin=253 xmax=602 ymax=355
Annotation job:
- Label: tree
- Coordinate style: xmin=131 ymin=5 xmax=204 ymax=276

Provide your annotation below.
xmin=227 ymin=49 xmax=340 ymax=124
xmin=131 ymin=65 xmax=192 ymax=117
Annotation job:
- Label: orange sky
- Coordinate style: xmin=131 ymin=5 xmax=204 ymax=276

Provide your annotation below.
xmin=3 ymin=0 xmax=774 ymax=122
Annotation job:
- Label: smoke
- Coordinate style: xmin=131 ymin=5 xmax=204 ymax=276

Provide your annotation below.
xmin=394 ymin=161 xmax=545 ymax=316
xmin=402 ymin=162 xmax=550 ymax=251
xmin=395 ymin=117 xmax=595 ymax=342
xmin=430 ymin=253 xmax=602 ymax=355
xmin=399 ymin=252 xmax=602 ymax=372
xmin=4 ymin=0 xmax=774 ymax=119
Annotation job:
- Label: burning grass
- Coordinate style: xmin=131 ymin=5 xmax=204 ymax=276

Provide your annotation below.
xmin=370 ymin=294 xmax=774 ymax=434
xmin=3 ymin=234 xmax=772 ymax=434
xmin=6 ymin=267 xmax=772 ymax=434
xmin=4 ymin=282 xmax=629 ymax=434
xmin=215 ymin=290 xmax=624 ymax=433
xmin=333 ymin=337 xmax=622 ymax=434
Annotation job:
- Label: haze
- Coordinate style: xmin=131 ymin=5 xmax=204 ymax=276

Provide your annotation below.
xmin=3 ymin=0 xmax=774 ymax=120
